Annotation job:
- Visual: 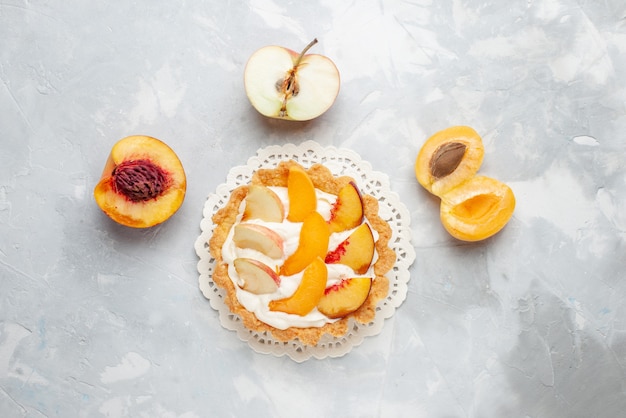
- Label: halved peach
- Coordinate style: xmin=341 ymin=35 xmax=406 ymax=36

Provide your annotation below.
xmin=286 ymin=165 xmax=316 ymax=222
xmin=279 ymin=211 xmax=330 ymax=276
xmin=234 ymin=258 xmax=280 ymax=294
xmin=94 ymin=135 xmax=186 ymax=228
xmin=317 ymin=277 xmax=372 ymax=319
xmin=327 ymin=181 xmax=364 ymax=233
xmin=325 ymin=223 xmax=375 ymax=274
xmin=269 ymin=257 xmax=327 ymax=316
xmin=242 ymin=184 xmax=284 ymax=223
xmin=415 ymin=126 xmax=484 ymax=197
xmin=232 ymin=223 xmax=284 ymax=259
xmin=439 ymin=176 xmax=515 ymax=241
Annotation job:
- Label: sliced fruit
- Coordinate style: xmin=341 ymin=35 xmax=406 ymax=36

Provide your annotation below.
xmin=439 ymin=176 xmax=516 ymax=241
xmin=415 ymin=126 xmax=484 ymax=197
xmin=234 ymin=258 xmax=281 ymax=294
xmin=232 ymin=223 xmax=284 ymax=259
xmin=244 ymin=39 xmax=340 ymax=121
xmin=269 ymin=257 xmax=327 ymax=316
xmin=286 ymin=165 xmax=316 ymax=222
xmin=317 ymin=277 xmax=372 ymax=319
xmin=94 ymin=135 xmax=186 ymax=228
xmin=325 ymin=223 xmax=375 ymax=274
xmin=328 ymin=181 xmax=364 ymax=233
xmin=242 ymin=184 xmax=284 ymax=223
xmin=279 ymin=211 xmax=329 ymax=276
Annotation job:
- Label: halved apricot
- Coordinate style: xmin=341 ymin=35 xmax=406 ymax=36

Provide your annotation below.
xmin=415 ymin=127 xmax=515 ymax=241
xmin=94 ymin=135 xmax=186 ymax=228
xmin=415 ymin=126 xmax=484 ymax=197
xmin=439 ymin=176 xmax=515 ymax=241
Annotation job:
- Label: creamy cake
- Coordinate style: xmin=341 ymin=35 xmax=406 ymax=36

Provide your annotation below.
xmin=208 ymin=160 xmax=395 ymax=346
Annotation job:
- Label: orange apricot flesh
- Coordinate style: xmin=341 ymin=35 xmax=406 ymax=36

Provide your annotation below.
xmin=94 ymin=135 xmax=186 ymax=228
xmin=279 ymin=211 xmax=330 ymax=276
xmin=270 ymin=257 xmax=328 ymax=316
xmin=286 ymin=165 xmax=317 ymax=222
xmin=439 ymin=176 xmax=515 ymax=241
xmin=415 ymin=126 xmax=484 ymax=197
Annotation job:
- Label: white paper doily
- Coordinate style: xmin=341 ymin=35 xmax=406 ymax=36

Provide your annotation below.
xmin=194 ymin=141 xmax=415 ymax=362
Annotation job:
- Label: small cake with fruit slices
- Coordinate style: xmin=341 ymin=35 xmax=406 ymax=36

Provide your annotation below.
xmin=207 ymin=160 xmax=396 ymax=347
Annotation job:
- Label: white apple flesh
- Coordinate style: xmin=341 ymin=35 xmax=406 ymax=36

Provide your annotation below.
xmin=242 ymin=184 xmax=285 ymax=223
xmin=233 ymin=258 xmax=280 ymax=294
xmin=233 ymin=223 xmax=284 ymax=259
xmin=244 ymin=38 xmax=340 ymax=121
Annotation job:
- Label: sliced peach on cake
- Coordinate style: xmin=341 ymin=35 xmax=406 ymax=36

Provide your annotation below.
xmin=286 ymin=165 xmax=316 ymax=222
xmin=280 ymin=211 xmax=330 ymax=276
xmin=439 ymin=176 xmax=515 ymax=241
xmin=269 ymin=257 xmax=327 ymax=316
xmin=242 ymin=184 xmax=284 ymax=223
xmin=317 ymin=277 xmax=372 ymax=319
xmin=94 ymin=135 xmax=186 ymax=228
xmin=234 ymin=258 xmax=281 ymax=294
xmin=325 ymin=223 xmax=375 ymax=274
xmin=415 ymin=126 xmax=484 ymax=197
xmin=328 ymin=181 xmax=364 ymax=233
xmin=232 ymin=223 xmax=284 ymax=259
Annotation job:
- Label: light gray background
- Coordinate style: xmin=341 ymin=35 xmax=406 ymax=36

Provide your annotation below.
xmin=1 ymin=1 xmax=625 ymax=417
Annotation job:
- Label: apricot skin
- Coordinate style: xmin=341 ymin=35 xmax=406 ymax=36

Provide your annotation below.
xmin=94 ymin=135 xmax=186 ymax=228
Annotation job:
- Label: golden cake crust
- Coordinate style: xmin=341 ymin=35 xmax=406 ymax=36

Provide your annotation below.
xmin=209 ymin=160 xmax=394 ymax=346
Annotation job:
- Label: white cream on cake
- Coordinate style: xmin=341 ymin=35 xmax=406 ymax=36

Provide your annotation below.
xmin=221 ymin=186 xmax=378 ymax=330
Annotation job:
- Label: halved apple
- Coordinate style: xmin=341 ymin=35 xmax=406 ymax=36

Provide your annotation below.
xmin=287 ymin=165 xmax=316 ymax=222
xmin=244 ymin=38 xmax=340 ymax=121
xmin=279 ymin=211 xmax=329 ymax=276
xmin=317 ymin=277 xmax=372 ymax=319
xmin=328 ymin=181 xmax=364 ymax=233
xmin=233 ymin=258 xmax=281 ymax=294
xmin=325 ymin=223 xmax=375 ymax=274
xmin=232 ymin=223 xmax=284 ymax=259
xmin=269 ymin=257 xmax=327 ymax=316
xmin=242 ymin=184 xmax=284 ymax=223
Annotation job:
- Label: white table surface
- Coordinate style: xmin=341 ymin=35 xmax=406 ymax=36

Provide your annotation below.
xmin=1 ymin=1 xmax=625 ymax=417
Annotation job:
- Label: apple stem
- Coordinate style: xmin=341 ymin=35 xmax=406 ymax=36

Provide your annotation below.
xmin=294 ymin=38 xmax=318 ymax=68
xmin=278 ymin=38 xmax=319 ymax=117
